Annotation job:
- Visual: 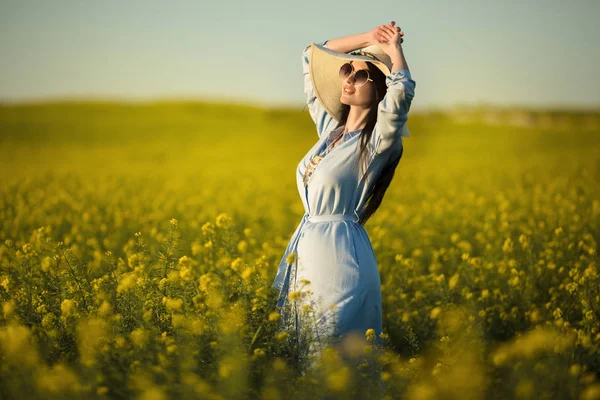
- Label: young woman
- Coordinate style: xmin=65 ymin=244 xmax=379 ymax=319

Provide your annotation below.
xmin=272 ymin=21 xmax=416 ymax=361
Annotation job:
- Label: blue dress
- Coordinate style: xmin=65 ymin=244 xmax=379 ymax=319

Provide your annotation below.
xmin=272 ymin=40 xmax=416 ymax=355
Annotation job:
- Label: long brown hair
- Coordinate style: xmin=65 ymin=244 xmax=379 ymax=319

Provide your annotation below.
xmin=338 ymin=62 xmax=404 ymax=226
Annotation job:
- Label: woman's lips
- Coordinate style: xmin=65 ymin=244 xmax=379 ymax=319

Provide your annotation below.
xmin=343 ymin=86 xmax=355 ymax=95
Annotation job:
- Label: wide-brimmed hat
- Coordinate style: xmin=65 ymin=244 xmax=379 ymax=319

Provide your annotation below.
xmin=309 ymin=42 xmax=410 ymax=137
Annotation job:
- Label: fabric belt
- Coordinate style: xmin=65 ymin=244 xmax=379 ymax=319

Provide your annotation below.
xmin=306 ymin=213 xmax=359 ymax=223
xmin=272 ymin=211 xmax=361 ymax=309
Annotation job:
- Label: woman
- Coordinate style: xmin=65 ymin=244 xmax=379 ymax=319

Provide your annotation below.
xmin=272 ymin=21 xmax=416 ymax=361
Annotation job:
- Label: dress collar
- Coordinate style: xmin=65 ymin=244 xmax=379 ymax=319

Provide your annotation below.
xmin=325 ymin=125 xmax=362 ymax=147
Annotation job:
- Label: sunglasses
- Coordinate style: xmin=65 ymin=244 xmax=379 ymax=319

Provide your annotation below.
xmin=339 ymin=62 xmax=373 ymax=87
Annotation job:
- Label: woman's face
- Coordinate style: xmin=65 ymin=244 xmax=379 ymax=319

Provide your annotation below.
xmin=340 ymin=61 xmax=377 ymax=108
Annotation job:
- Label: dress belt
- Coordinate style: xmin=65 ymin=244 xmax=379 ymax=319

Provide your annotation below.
xmin=307 ymin=213 xmax=359 ymax=223
xmin=272 ymin=211 xmax=361 ymax=309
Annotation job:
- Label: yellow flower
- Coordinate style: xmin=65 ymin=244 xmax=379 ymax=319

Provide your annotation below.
xmin=41 ymin=313 xmax=54 ymax=329
xmin=553 ymin=308 xmax=562 ymax=319
xmin=430 ymin=307 xmax=442 ymax=319
xmin=77 ymin=318 xmax=107 ymax=367
xmin=0 ymin=324 xmax=40 ymax=366
xmin=127 ymin=253 xmax=146 ymax=269
xmin=219 ymin=357 xmax=236 ymax=379
xmin=365 ymin=328 xmax=376 ymax=342
xmin=201 ymin=222 xmax=215 ymax=236
xmin=502 ymin=237 xmax=513 ymax=253
xmin=61 ymin=299 xmax=76 ymax=317
xmin=327 ymin=366 xmax=350 ymax=392
xmin=2 ymin=299 xmax=15 ymax=317
xmin=268 ymin=312 xmax=280 ymax=322
xmin=448 ymin=273 xmax=459 ymax=290
xmin=117 ymin=273 xmax=137 ymax=294
xmin=179 ymin=266 xmax=193 ymax=281
xmin=518 ymin=234 xmax=530 ymax=250
xmin=237 ymin=240 xmax=248 ymax=253
xmin=241 ymin=267 xmax=253 ymax=280
xmin=231 ymin=257 xmax=243 ymax=271
xmin=130 ymin=328 xmax=149 ymax=348
xmin=492 ymin=351 xmax=508 ymax=366
xmin=165 ymin=298 xmax=183 ymax=312
xmin=36 ymin=362 xmax=82 ymax=394
xmin=288 ymin=291 xmax=302 ymax=301
xmin=529 ymin=309 xmax=540 ymax=323
xmin=285 ymin=252 xmax=297 ymax=265
xmin=138 ymin=387 xmax=167 ymax=400
xmin=177 ymin=255 xmax=193 ymax=268
xmin=41 ymin=256 xmax=52 ymax=272
xmin=215 ymin=213 xmax=233 ymax=229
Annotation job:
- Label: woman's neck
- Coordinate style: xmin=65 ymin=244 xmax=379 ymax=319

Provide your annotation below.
xmin=343 ymin=105 xmax=370 ymax=134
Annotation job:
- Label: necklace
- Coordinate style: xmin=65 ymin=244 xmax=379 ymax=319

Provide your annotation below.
xmin=302 ymin=130 xmax=345 ymax=187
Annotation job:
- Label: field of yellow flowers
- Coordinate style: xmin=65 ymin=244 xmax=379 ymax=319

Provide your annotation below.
xmin=0 ymin=101 xmax=599 ymax=400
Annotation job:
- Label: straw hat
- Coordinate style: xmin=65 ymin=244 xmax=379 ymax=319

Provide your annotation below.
xmin=308 ymin=42 xmax=410 ymax=137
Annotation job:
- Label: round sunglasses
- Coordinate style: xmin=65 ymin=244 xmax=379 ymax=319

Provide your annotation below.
xmin=339 ymin=62 xmax=373 ymax=87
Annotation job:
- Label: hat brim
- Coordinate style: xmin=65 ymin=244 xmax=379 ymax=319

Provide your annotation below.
xmin=309 ymin=43 xmax=410 ymax=137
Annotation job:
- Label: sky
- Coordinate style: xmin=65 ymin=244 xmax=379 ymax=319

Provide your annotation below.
xmin=1 ymin=0 xmax=599 ymax=111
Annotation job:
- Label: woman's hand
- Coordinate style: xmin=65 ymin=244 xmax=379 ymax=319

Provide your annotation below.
xmin=368 ymin=22 xmax=402 ymax=46
xmin=375 ymin=21 xmax=404 ymax=56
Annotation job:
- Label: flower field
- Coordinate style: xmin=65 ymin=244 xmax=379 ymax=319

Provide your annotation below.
xmin=0 ymin=101 xmax=599 ymax=399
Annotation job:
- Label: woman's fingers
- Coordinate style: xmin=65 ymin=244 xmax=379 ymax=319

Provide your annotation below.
xmin=376 ymin=26 xmax=389 ymax=42
xmin=379 ymin=30 xmax=393 ymax=43
xmin=381 ymin=24 xmax=397 ymax=38
xmin=385 ymin=21 xmax=402 ymax=34
xmin=378 ymin=25 xmax=392 ymax=37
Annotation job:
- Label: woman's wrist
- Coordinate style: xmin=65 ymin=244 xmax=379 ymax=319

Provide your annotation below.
xmin=388 ymin=44 xmax=409 ymax=71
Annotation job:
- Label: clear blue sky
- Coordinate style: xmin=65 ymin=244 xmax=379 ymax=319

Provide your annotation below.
xmin=1 ymin=0 xmax=598 ymax=111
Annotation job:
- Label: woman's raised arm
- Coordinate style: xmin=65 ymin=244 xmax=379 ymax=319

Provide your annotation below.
xmin=324 ymin=31 xmax=373 ymax=54
xmin=302 ymin=41 xmax=337 ymax=139
xmin=371 ymin=22 xmax=415 ymax=156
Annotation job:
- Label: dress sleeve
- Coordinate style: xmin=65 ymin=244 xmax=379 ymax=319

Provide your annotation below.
xmin=371 ymin=69 xmax=416 ymax=156
xmin=303 ymin=40 xmax=338 ymax=139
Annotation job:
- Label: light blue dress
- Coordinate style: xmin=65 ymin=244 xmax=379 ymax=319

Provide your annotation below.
xmin=272 ymin=40 xmax=416 ymax=354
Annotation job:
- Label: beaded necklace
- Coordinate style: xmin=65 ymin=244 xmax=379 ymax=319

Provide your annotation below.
xmin=302 ymin=128 xmax=345 ymax=187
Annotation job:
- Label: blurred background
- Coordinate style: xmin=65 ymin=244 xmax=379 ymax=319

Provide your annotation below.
xmin=1 ymin=0 xmax=599 ymax=109
xmin=1 ymin=2 xmax=600 ymax=398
